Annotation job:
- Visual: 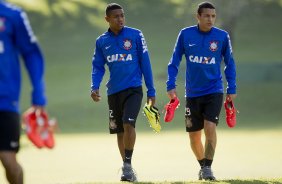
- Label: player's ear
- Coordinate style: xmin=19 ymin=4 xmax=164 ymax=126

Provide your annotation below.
xmin=196 ymin=13 xmax=200 ymax=21
xmin=105 ymin=16 xmax=109 ymax=23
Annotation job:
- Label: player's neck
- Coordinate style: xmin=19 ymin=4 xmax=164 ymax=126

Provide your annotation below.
xmin=109 ymin=27 xmax=123 ymax=35
xmin=198 ymin=24 xmax=212 ymax=33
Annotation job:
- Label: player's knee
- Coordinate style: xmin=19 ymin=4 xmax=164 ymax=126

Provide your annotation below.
xmin=123 ymin=123 xmax=135 ymax=133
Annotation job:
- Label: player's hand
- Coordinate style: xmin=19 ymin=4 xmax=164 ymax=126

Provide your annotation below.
xmin=91 ymin=89 xmax=101 ymax=102
xmin=226 ymin=94 xmax=237 ymax=102
xmin=147 ymin=97 xmax=156 ymax=106
xmin=27 ymin=105 xmax=46 ymax=114
xmin=167 ymin=88 xmax=177 ymax=99
xmin=23 ymin=105 xmax=47 ymax=137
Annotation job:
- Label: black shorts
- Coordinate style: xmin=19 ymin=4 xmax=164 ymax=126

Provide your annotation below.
xmin=185 ymin=93 xmax=223 ymax=132
xmin=107 ymin=86 xmax=143 ymax=134
xmin=0 ymin=111 xmax=20 ymax=152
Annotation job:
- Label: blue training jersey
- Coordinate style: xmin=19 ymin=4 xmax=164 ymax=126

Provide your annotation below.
xmin=167 ymin=25 xmax=236 ymax=97
xmin=91 ymin=26 xmax=156 ymax=97
xmin=0 ymin=2 xmax=46 ymax=112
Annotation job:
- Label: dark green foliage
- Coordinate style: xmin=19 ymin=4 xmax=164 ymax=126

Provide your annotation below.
xmin=17 ymin=0 xmax=282 ymax=133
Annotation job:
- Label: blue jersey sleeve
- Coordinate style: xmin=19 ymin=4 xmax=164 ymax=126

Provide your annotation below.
xmin=167 ymin=30 xmax=184 ymax=91
xmin=15 ymin=10 xmax=47 ymax=106
xmin=137 ymin=31 xmax=156 ymax=97
xmin=91 ymin=39 xmax=106 ymax=90
xmin=222 ymin=33 xmax=236 ymax=94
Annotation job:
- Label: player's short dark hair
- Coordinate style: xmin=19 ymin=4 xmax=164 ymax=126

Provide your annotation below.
xmin=197 ymin=2 xmax=215 ymax=15
xmin=106 ymin=3 xmax=123 ymax=16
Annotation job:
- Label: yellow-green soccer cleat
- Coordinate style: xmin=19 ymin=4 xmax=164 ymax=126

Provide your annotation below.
xmin=143 ymin=103 xmax=161 ymax=133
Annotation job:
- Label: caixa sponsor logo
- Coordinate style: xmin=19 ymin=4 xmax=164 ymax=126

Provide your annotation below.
xmin=189 ymin=55 xmax=216 ymax=64
xmin=107 ymin=54 xmax=133 ymax=62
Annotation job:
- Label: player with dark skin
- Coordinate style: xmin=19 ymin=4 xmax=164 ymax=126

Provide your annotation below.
xmin=91 ymin=7 xmax=155 ymax=163
xmin=91 ymin=3 xmax=156 ymax=182
xmin=0 ymin=1 xmax=47 ymax=183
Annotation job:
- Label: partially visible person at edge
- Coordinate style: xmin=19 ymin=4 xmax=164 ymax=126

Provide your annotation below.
xmin=0 ymin=1 xmax=47 ymax=184
xmin=166 ymin=1 xmax=236 ymax=180
xmin=90 ymin=3 xmax=156 ymax=182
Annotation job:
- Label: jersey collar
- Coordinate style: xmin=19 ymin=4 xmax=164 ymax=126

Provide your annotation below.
xmin=197 ymin=24 xmax=213 ymax=35
xmin=107 ymin=26 xmax=125 ymax=36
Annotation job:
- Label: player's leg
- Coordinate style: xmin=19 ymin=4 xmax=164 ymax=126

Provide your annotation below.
xmin=122 ymin=87 xmax=142 ymax=163
xmin=185 ymin=97 xmax=205 ymax=161
xmin=107 ymin=93 xmax=124 ymax=160
xmin=123 ymin=124 xmax=135 ymax=155
xmin=203 ymin=120 xmax=217 ymax=160
xmin=201 ymin=93 xmax=223 ymax=180
xmin=203 ymin=120 xmax=217 ymax=181
xmin=0 ymin=151 xmax=23 ymax=184
xmin=189 ymin=131 xmax=204 ymax=160
xmin=121 ymin=87 xmax=142 ymax=182
xmin=117 ymin=133 xmax=125 ymax=160
xmin=185 ymin=97 xmax=206 ymax=179
xmin=188 ymin=130 xmax=205 ymax=180
xmin=0 ymin=111 xmax=23 ymax=184
xmin=202 ymin=93 xmax=223 ymax=162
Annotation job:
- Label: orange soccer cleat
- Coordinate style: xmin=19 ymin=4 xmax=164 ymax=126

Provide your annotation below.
xmin=42 ymin=117 xmax=56 ymax=149
xmin=22 ymin=109 xmax=56 ymax=149
xmin=40 ymin=112 xmax=56 ymax=149
xmin=164 ymin=97 xmax=180 ymax=122
xmin=224 ymin=100 xmax=237 ymax=128
xmin=22 ymin=109 xmax=45 ymax=148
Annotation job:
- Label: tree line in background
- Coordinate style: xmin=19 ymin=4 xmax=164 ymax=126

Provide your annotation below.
xmin=8 ymin=0 xmax=282 ymax=42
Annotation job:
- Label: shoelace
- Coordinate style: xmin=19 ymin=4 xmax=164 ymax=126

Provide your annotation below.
xmin=227 ymin=108 xmax=239 ymax=117
xmin=203 ymin=167 xmax=214 ymax=177
xmin=118 ymin=166 xmax=138 ymax=180
xmin=225 ymin=101 xmax=239 ymax=114
xmin=163 ymin=103 xmax=172 ymax=114
xmin=164 ymin=98 xmax=179 ymax=111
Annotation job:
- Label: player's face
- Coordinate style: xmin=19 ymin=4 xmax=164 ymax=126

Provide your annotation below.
xmin=106 ymin=9 xmax=125 ymax=34
xmin=197 ymin=8 xmax=216 ymax=32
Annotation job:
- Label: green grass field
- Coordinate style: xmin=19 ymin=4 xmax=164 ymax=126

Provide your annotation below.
xmin=1 ymin=130 xmax=282 ymax=184
xmin=1 ymin=1 xmax=282 ymax=183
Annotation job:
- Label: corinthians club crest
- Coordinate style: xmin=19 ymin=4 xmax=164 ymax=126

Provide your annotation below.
xmin=109 ymin=119 xmax=117 ymax=130
xmin=123 ymin=39 xmax=132 ymax=50
xmin=209 ymin=41 xmax=218 ymax=52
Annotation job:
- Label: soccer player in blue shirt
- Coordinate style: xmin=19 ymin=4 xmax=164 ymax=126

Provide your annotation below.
xmin=166 ymin=2 xmax=237 ymax=180
xmin=91 ymin=3 xmax=156 ymax=182
xmin=0 ymin=1 xmax=47 ymax=183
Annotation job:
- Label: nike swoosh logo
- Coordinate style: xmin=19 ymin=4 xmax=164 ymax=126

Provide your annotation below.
xmin=189 ymin=44 xmax=196 ymax=47
xmin=128 ymin=118 xmax=135 ymax=121
xmin=105 ymin=45 xmax=111 ymax=49
xmin=10 ymin=141 xmax=19 ymax=148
